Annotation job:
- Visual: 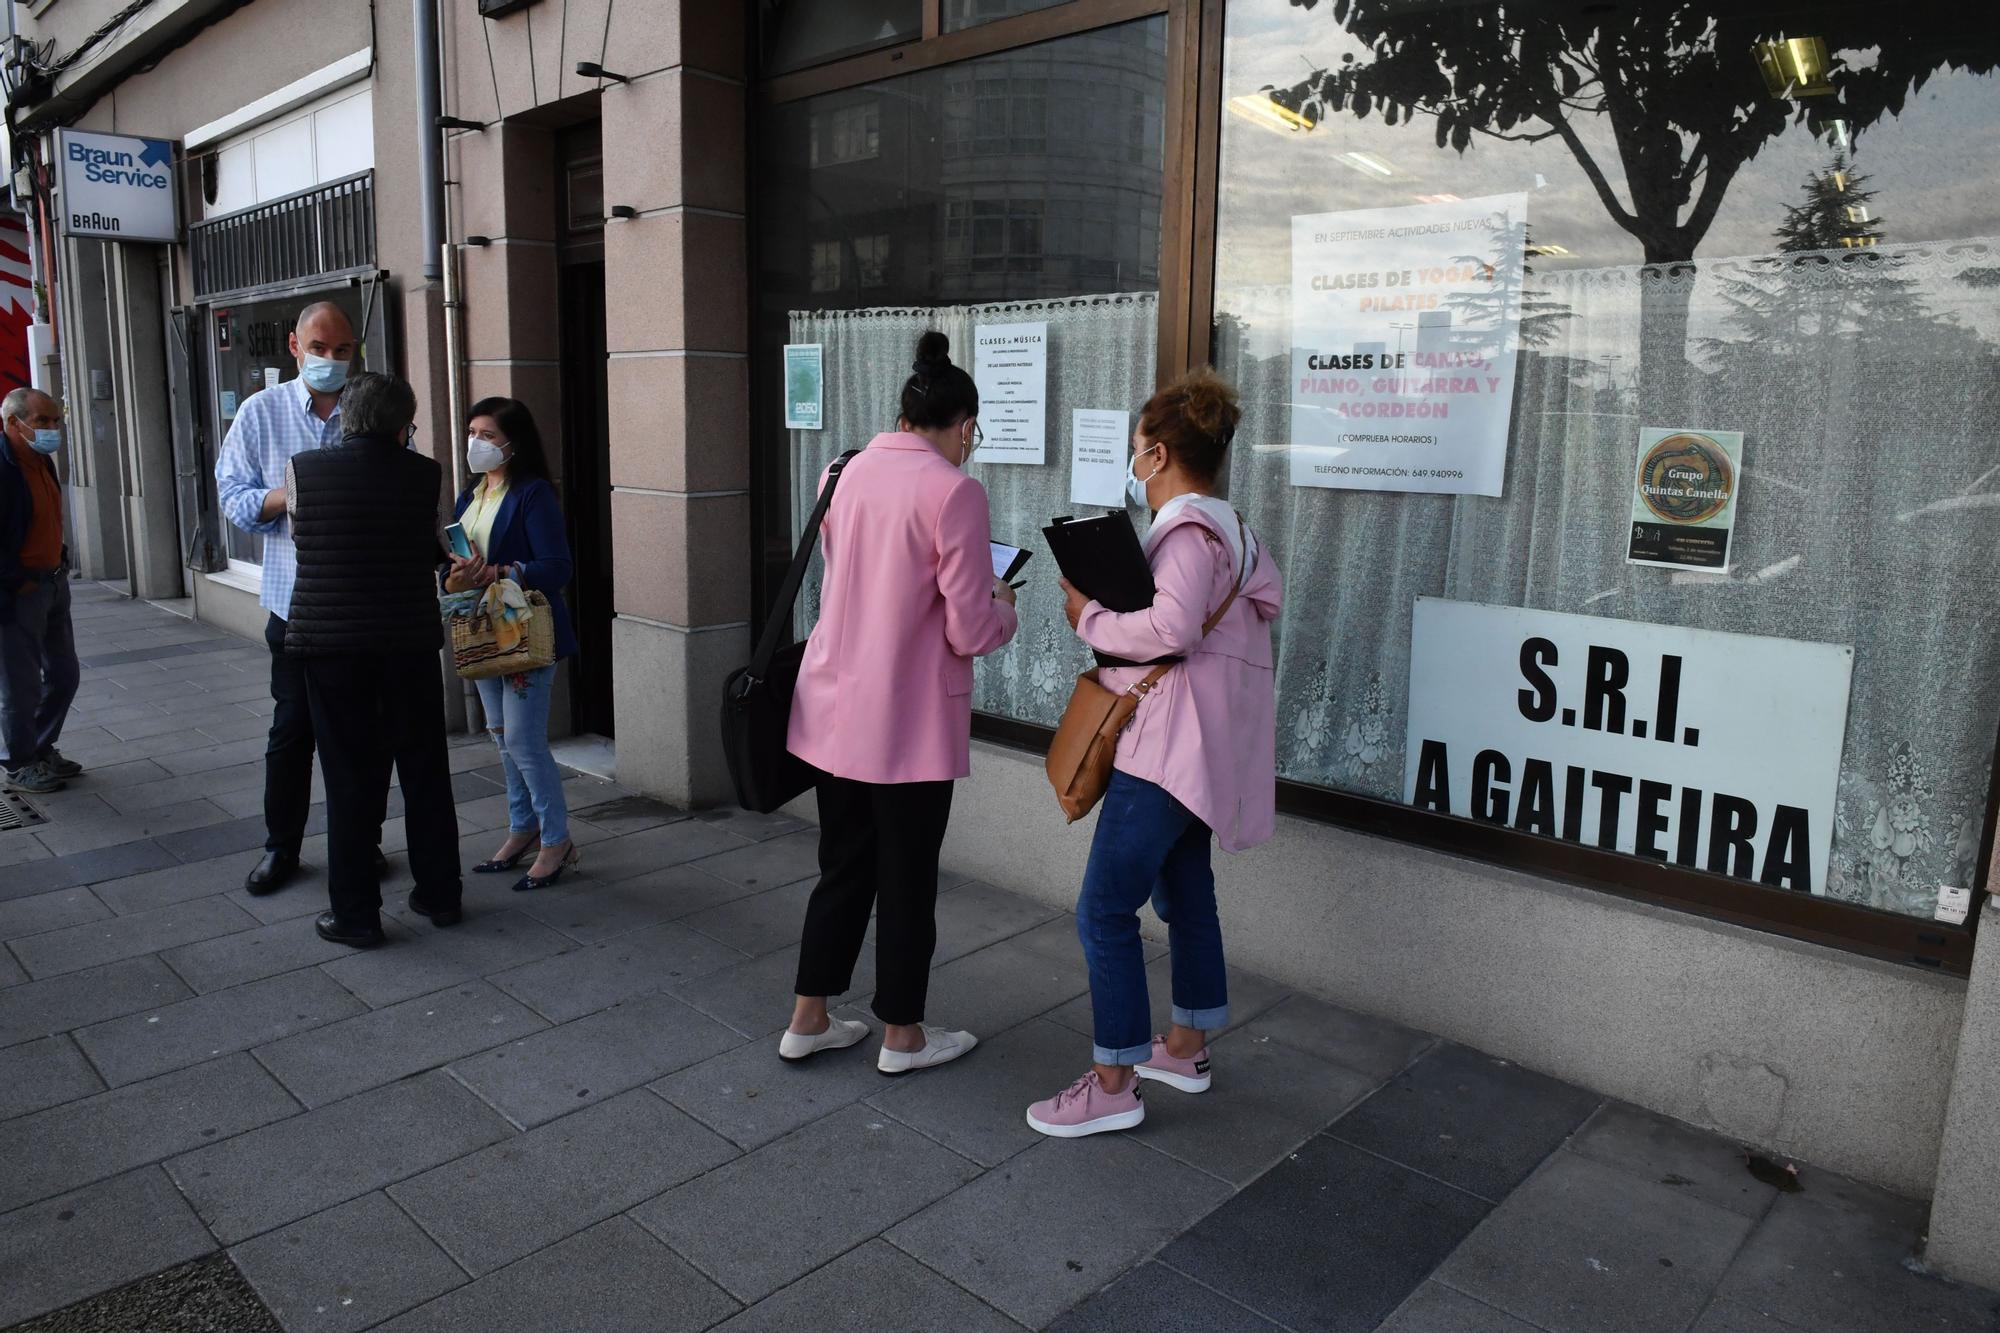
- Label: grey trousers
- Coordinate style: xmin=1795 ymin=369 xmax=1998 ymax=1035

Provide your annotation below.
xmin=0 ymin=569 xmax=80 ymax=770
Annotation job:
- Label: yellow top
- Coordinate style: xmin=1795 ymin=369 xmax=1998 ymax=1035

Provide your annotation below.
xmin=464 ymin=476 xmax=509 ymax=559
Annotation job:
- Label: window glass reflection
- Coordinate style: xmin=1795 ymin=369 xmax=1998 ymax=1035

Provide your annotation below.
xmin=1214 ymin=0 xmax=2000 ymax=920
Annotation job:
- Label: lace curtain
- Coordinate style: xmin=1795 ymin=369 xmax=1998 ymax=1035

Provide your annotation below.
xmin=1222 ymin=239 xmax=2000 ymax=920
xmin=788 ymin=293 xmax=1159 ymax=728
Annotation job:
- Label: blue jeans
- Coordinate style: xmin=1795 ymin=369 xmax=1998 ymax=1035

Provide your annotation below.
xmin=1077 ymin=769 xmax=1229 ymax=1065
xmin=474 ymin=665 xmax=569 ymax=847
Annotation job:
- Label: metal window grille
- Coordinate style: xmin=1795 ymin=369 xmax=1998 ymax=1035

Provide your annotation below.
xmin=189 ymin=171 xmax=376 ymax=302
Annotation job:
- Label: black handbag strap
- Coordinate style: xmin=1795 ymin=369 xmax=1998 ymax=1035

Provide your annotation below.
xmin=746 ymin=449 xmax=862 ymax=681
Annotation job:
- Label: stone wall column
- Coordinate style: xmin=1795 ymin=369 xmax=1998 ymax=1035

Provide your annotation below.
xmin=1923 ymin=894 xmax=2000 ymax=1285
xmin=600 ymin=3 xmax=749 ymax=805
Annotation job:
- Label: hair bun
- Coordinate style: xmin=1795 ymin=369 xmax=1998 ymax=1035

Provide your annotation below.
xmin=912 ymin=330 xmax=952 ymax=374
xmin=1177 ymin=368 xmax=1241 ymax=443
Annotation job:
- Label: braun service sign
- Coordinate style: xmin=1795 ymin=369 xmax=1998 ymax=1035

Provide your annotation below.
xmin=56 ymin=129 xmax=178 ymax=243
xmin=1403 ymin=598 xmax=1853 ymax=894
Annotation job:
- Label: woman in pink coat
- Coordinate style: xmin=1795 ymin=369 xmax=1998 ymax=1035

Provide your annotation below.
xmin=780 ymin=332 xmax=1019 ymax=1075
xmin=1026 ymin=369 xmax=1284 ymax=1137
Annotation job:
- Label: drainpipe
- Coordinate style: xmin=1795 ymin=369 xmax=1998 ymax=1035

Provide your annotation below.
xmin=413 ymin=0 xmax=443 ymax=281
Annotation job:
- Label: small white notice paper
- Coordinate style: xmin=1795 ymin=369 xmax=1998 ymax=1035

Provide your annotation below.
xmin=1070 ymin=409 xmax=1130 ymax=508
xmin=973 ymin=322 xmax=1048 ymax=465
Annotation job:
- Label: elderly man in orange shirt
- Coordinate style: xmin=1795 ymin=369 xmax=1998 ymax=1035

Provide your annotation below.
xmin=0 ymin=386 xmax=80 ymax=795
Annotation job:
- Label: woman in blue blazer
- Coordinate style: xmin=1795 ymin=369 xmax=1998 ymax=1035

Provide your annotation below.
xmin=443 ymin=397 xmax=581 ymax=891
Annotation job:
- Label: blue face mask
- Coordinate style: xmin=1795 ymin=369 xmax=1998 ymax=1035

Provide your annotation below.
xmin=299 ymin=353 xmax=349 ymax=395
xmin=28 ymin=428 xmax=59 ymax=455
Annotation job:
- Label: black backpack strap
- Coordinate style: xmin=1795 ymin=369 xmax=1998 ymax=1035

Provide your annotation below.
xmin=746 ymin=450 xmax=861 ymax=680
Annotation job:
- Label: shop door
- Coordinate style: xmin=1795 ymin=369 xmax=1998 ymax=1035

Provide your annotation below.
xmin=559 ymin=128 xmax=614 ymax=737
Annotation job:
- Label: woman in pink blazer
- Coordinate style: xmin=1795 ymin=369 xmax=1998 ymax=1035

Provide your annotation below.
xmin=780 ymin=332 xmax=1019 ymax=1075
xmin=1025 ymin=369 xmax=1285 ymax=1138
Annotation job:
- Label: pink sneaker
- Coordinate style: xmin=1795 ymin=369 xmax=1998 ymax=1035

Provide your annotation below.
xmin=1025 ymin=1071 xmax=1146 ymax=1138
xmin=1136 ymin=1036 xmax=1211 ymax=1093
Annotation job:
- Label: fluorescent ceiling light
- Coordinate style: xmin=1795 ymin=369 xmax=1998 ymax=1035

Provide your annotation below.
xmin=1226 ymin=92 xmax=1314 ymax=134
xmin=1337 ymin=150 xmax=1396 ymax=177
xmin=1756 ymin=36 xmax=1836 ymax=98
xmin=1527 ymin=243 xmax=1571 ymax=256
xmin=1415 ymin=193 xmax=1462 ymax=204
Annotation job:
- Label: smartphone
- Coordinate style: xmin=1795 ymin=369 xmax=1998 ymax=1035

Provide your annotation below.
xmin=989 ymin=541 xmax=1033 ymax=581
xmin=445 ymin=523 xmax=474 ymax=560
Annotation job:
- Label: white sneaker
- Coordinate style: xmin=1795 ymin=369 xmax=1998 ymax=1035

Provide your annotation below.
xmin=877 ymin=1025 xmax=978 ymax=1077
xmin=778 ymin=1017 xmax=870 ymax=1062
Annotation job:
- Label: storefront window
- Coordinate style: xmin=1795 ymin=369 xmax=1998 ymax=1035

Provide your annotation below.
xmin=1213 ymin=0 xmax=2000 ymax=921
xmin=759 ymin=18 xmax=1167 ymax=729
xmin=761 ymin=1 xmax=923 ymax=75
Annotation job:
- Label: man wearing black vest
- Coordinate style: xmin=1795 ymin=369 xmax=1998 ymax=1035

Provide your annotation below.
xmin=285 ymin=372 xmax=463 ymax=947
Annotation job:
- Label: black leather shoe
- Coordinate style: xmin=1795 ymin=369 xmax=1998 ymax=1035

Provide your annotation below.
xmin=314 ymin=911 xmax=385 ymax=948
xmin=406 ymin=890 xmax=463 ymax=927
xmin=245 ymin=850 xmax=301 ymax=897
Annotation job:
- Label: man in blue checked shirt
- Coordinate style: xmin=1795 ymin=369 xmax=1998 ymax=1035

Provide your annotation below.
xmin=216 ymin=301 xmax=386 ymax=897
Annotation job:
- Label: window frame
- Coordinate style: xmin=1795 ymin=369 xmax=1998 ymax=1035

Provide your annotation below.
xmin=749 ymin=0 xmax=1990 ymax=976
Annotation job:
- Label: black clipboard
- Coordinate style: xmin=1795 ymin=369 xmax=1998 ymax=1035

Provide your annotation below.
xmin=1041 ymin=511 xmax=1172 ymax=668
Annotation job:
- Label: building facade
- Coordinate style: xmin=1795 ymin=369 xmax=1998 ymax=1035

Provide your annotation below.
xmin=11 ymin=0 xmax=2000 ymax=1284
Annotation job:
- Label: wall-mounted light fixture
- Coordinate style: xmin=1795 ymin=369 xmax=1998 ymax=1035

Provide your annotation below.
xmin=576 ymin=61 xmax=630 ymax=84
xmin=436 ymin=116 xmax=485 ymax=132
xmin=464 ymin=235 xmax=493 ymax=247
xmin=608 ymin=205 xmax=638 ymax=221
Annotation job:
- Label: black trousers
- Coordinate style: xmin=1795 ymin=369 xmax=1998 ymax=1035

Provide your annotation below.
xmin=303 ymin=651 xmax=462 ymax=927
xmin=262 ymin=614 xmax=317 ymax=856
xmin=794 ymin=775 xmax=954 ymax=1026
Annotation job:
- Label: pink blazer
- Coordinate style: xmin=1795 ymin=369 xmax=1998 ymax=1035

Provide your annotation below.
xmin=788 ymin=432 xmax=1018 ymax=784
xmin=1080 ymin=501 xmax=1284 ymax=852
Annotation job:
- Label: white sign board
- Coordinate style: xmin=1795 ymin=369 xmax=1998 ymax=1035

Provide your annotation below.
xmin=1069 ymin=408 xmax=1129 ymax=508
xmin=973 ymin=322 xmax=1047 ymax=465
xmin=1403 ymin=599 xmax=1853 ymax=894
xmin=1290 ymin=193 xmax=1527 ymax=496
xmin=56 ymin=129 xmax=178 ymax=243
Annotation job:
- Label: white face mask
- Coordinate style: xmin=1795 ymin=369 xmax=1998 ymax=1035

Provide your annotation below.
xmin=1126 ymin=443 xmax=1164 ymax=508
xmin=467 ymin=436 xmax=508 ymax=474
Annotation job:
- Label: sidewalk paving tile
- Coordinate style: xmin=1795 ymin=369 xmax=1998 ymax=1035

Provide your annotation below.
xmin=76 ymin=968 xmax=366 ymax=1086
xmin=490 ymin=920 xmax=748 ymax=1024
xmin=161 ymin=914 xmax=413 ymax=994
xmin=1433 ymin=1151 xmax=1756 ymax=1333
xmin=375 ymin=1216 xmax=738 ymax=1333
xmin=651 ymin=1011 xmax=885 ymax=1150
xmin=21 ymin=838 xmax=183 ymax=898
xmin=506 ymin=864 xmax=753 ymax=945
xmin=1376 ymin=1282 xmax=1548 ymax=1332
xmin=0 ymin=1035 xmax=106 ymax=1120
xmin=390 ymin=1088 xmax=738 ymax=1276
xmin=1159 ymin=1134 xmax=1491 ymax=1333
xmin=229 ymin=1192 xmax=469 ymax=1333
xmin=90 ymin=849 xmax=267 ymax=914
xmin=229 ymin=879 xmax=340 ymax=926
xmin=0 ymin=955 xmax=194 ymax=1045
xmin=322 ymin=910 xmax=573 ymax=1008
xmin=1231 ymin=992 xmax=1436 ymax=1081
xmin=0 ymin=948 xmax=23 ymax=987
xmin=156 ymin=812 xmax=296 ymax=864
xmin=568 ymin=795 xmax=687 ymax=835
xmin=1709 ymin=1183 xmax=2000 ymax=1332
xmin=712 ymin=1239 xmax=1020 ymax=1333
xmin=678 ymin=879 xmax=815 ymax=957
xmin=1686 ymin=1298 xmax=1806 ymax=1331
xmin=0 ymin=833 xmax=53 ymax=871
xmin=31 ymin=798 xmax=236 ymax=857
xmin=1328 ymin=1042 xmax=1602 ymax=1201
xmin=0 ymin=1053 xmax=299 ymax=1212
xmin=686 ymin=829 xmax=821 ymax=891
xmin=688 ymin=807 xmax=808 ymax=843
xmin=449 ymin=989 xmax=745 ymax=1128
xmin=11 ymin=893 xmax=258 ymax=979
xmin=920 ymin=935 xmax=1093 ymax=1039
xmin=890 ymin=1133 xmax=1233 ymax=1329
xmin=1565 ymin=1102 xmax=1781 ymax=1220
xmin=572 ymin=820 xmax=754 ymax=883
xmin=923 ymin=881 xmax=1064 ymax=965
xmin=255 ymin=980 xmax=548 ymax=1108
xmin=1048 ymin=1260 xmax=1284 ymax=1332
xmin=0 ymin=886 xmax=110 ymax=941
xmin=166 ymin=1071 xmax=516 ymax=1244
xmin=632 ymin=1103 xmax=981 ymax=1304
xmin=0 ymin=1168 xmax=217 ymax=1327
xmin=671 ymin=943 xmax=873 ymax=1039
xmin=102 ymin=760 xmax=267 ymax=815
xmin=867 ymin=1017 xmax=1093 ymax=1168
xmin=155 ymin=736 xmax=272 ymax=776
xmin=1130 ymin=1028 xmax=1381 ymax=1185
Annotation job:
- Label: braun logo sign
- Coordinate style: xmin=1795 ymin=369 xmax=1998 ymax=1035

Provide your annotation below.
xmin=56 ymin=129 xmax=179 ymax=243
